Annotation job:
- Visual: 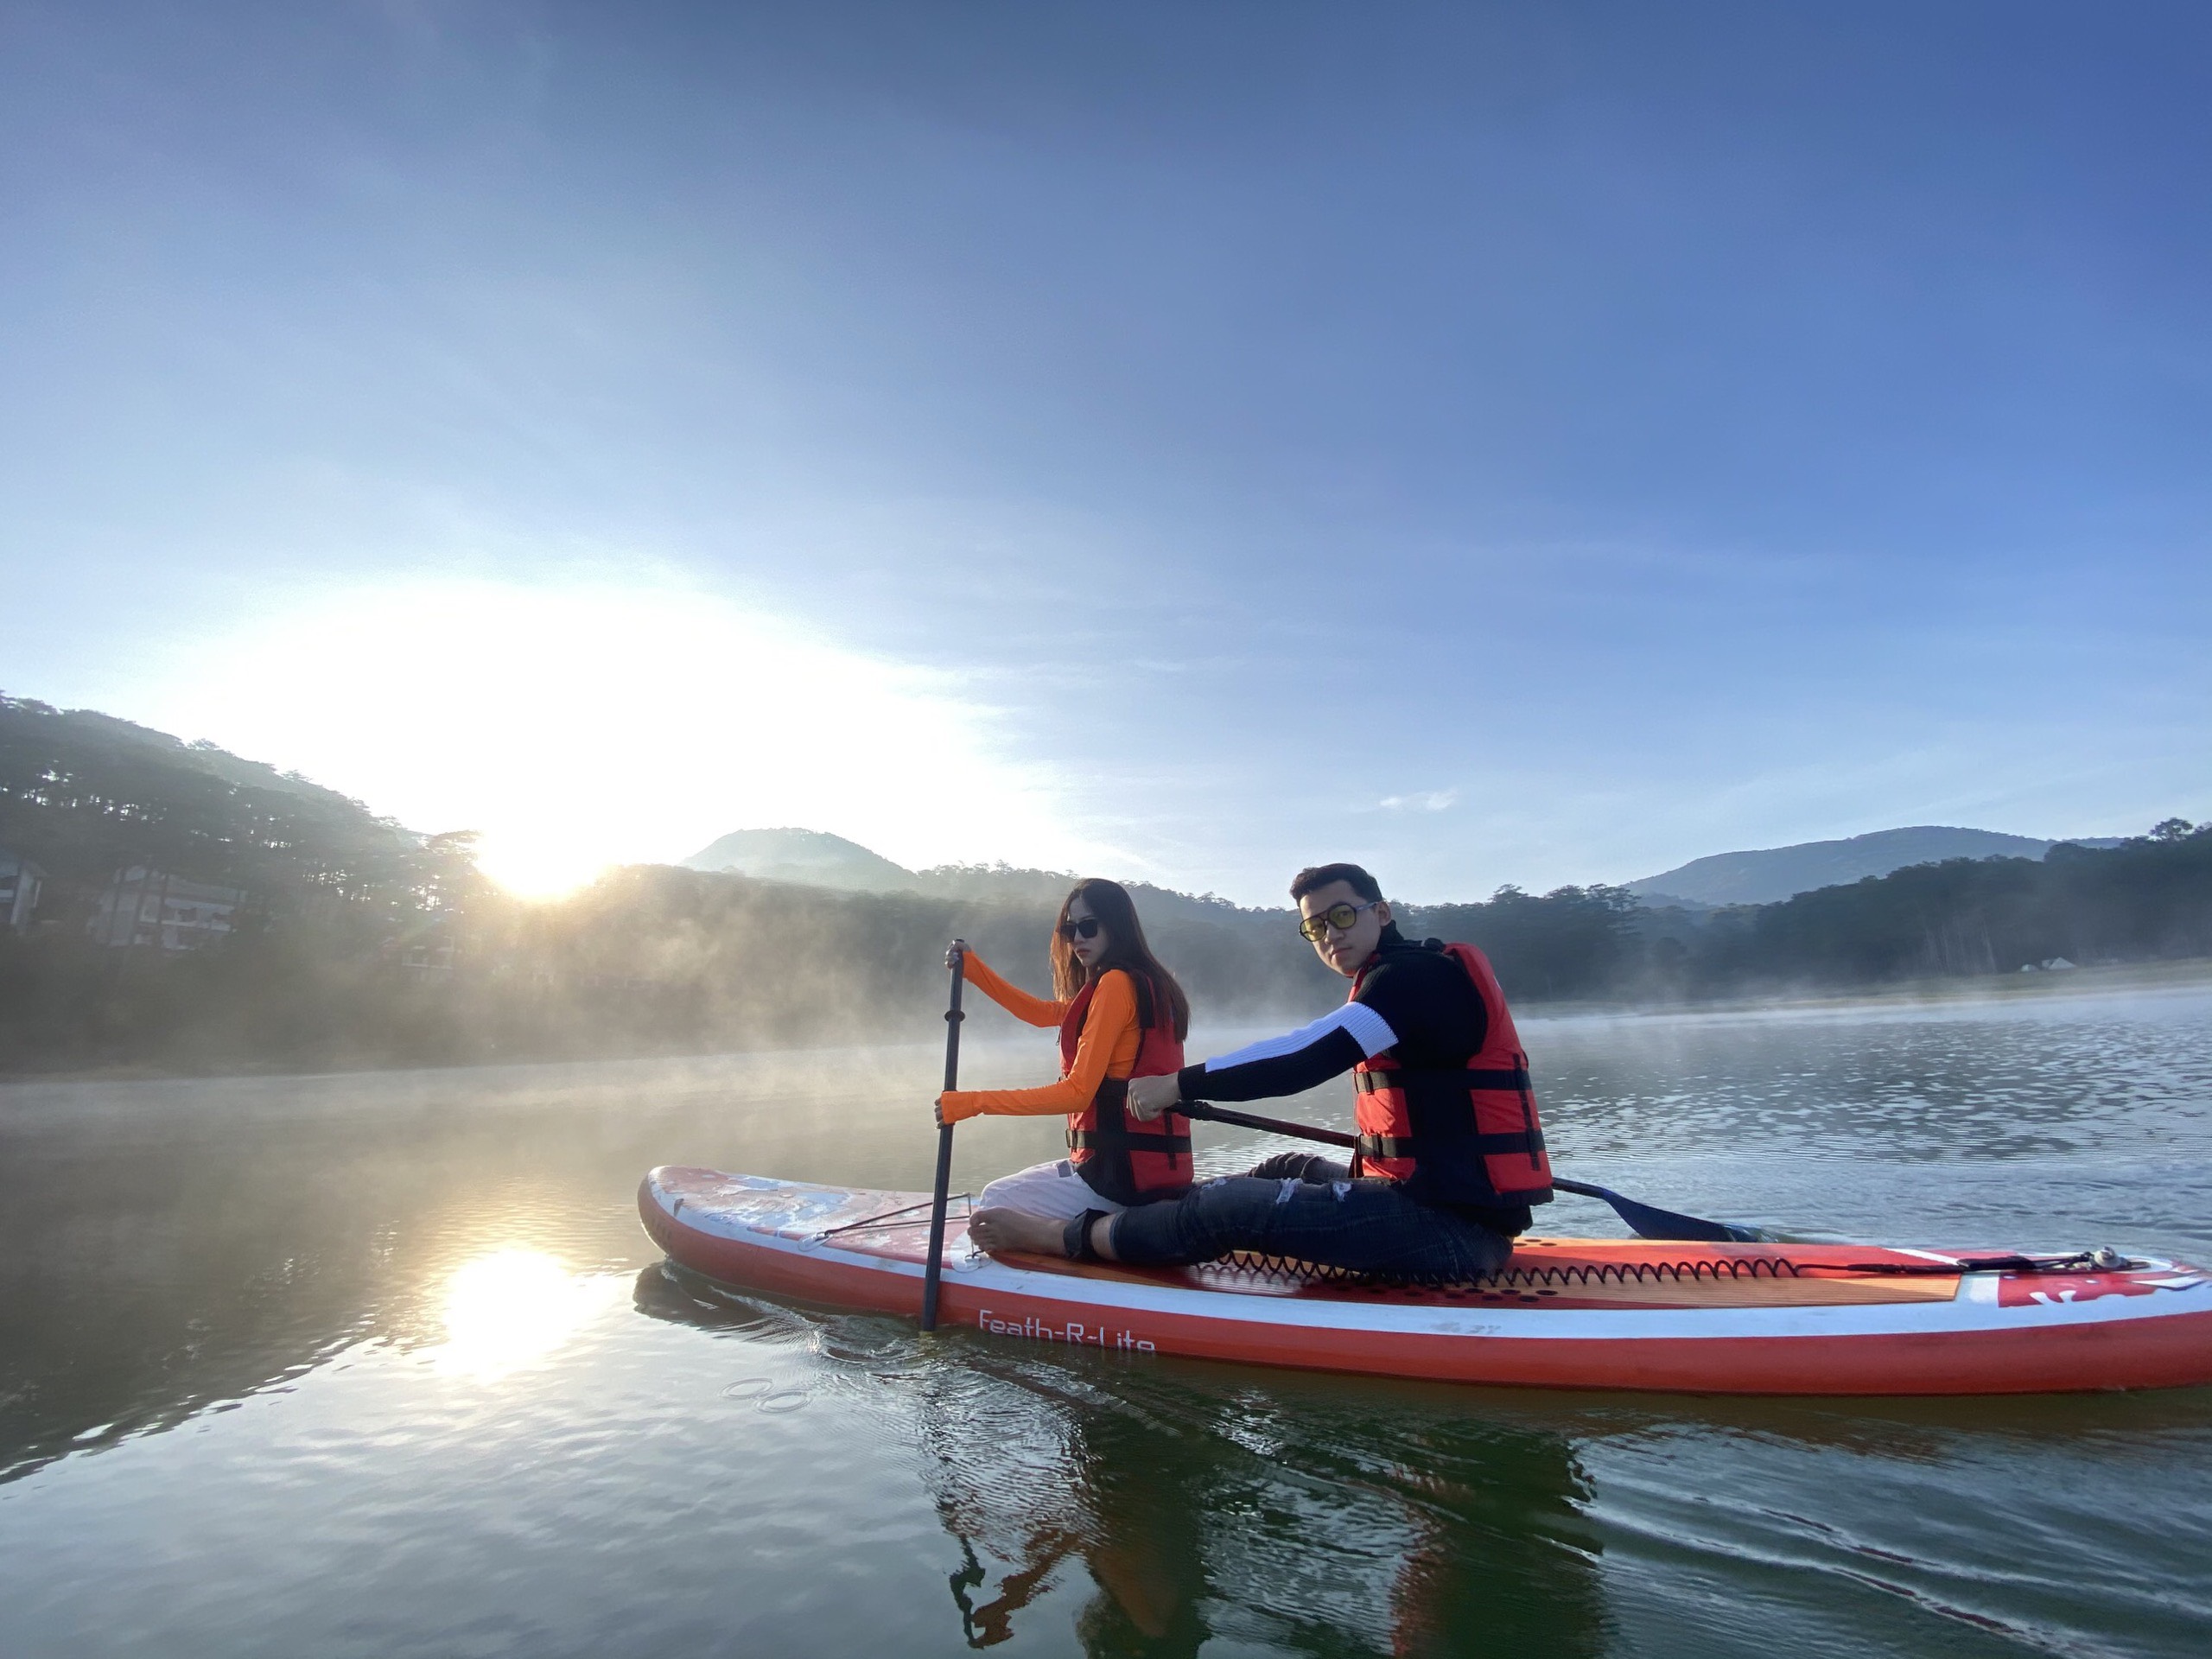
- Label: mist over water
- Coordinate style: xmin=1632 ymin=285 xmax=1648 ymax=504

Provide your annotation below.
xmin=3 ymin=984 xmax=2209 ymax=1656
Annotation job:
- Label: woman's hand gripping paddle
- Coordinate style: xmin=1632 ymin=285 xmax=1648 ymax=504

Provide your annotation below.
xmin=920 ymin=939 xmax=967 ymax=1332
xmin=1177 ymin=1100 xmax=1762 ymax=1243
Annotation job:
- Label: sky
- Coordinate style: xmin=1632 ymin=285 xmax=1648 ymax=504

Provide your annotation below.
xmin=3 ymin=1 xmax=2208 ymax=901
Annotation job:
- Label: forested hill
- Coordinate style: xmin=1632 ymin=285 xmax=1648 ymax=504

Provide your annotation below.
xmin=1668 ymin=826 xmax=2212 ymax=988
xmin=0 ymin=694 xmax=1341 ymax=1072
xmin=0 ymin=694 xmax=453 ymax=908
xmin=681 ymin=825 xmax=1268 ymax=932
xmin=683 ymin=828 xmax=918 ymax=892
xmin=1626 ymin=825 xmax=2128 ymax=907
xmin=3 ymin=692 xmax=2209 ymax=1076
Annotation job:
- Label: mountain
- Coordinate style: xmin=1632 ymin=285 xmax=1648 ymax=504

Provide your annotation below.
xmin=677 ymin=829 xmax=1270 ymax=925
xmin=680 ymin=828 xmax=919 ymax=892
xmin=1627 ymin=825 xmax=2128 ymax=909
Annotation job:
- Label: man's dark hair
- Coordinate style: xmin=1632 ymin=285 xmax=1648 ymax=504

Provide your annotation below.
xmin=1289 ymin=862 xmax=1383 ymax=904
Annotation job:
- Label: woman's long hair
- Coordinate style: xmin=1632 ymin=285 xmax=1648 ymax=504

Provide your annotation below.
xmin=1049 ymin=878 xmax=1192 ymax=1040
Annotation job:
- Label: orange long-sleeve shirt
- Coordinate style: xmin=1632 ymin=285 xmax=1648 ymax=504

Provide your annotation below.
xmin=938 ymin=951 xmax=1143 ymax=1122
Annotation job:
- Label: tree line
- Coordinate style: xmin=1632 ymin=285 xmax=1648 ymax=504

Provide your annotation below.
xmin=3 ymin=695 xmax=2208 ymax=1075
xmin=1418 ymin=821 xmax=2212 ymax=999
xmin=0 ymin=695 xmax=1344 ymax=1070
xmin=1672 ymin=820 xmax=2212 ymax=990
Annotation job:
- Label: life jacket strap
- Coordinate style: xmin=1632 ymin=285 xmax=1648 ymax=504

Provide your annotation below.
xmin=1355 ymin=1129 xmax=1547 ymax=1161
xmin=1354 ymin=1066 xmax=1534 ymax=1094
xmin=1067 ymin=1127 xmax=1193 ymax=1156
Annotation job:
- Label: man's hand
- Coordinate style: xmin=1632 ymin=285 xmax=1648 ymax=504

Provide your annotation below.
xmin=1126 ymin=1072 xmax=1182 ymax=1122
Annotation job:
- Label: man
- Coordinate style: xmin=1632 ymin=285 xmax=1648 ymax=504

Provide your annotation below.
xmin=965 ymin=862 xmax=1553 ymax=1277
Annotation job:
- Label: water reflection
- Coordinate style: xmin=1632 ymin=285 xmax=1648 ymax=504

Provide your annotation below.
xmin=0 ymin=1039 xmax=1055 ymax=1482
xmin=430 ymin=1249 xmax=622 ymax=1380
xmin=639 ymin=1262 xmax=1610 ymax=1657
xmin=926 ymin=1372 xmax=1215 ymax=1654
xmin=925 ymin=1372 xmax=1608 ymax=1657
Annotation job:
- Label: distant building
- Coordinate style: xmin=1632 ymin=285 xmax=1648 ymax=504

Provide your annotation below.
xmin=397 ymin=937 xmax=460 ymax=976
xmin=386 ymin=910 xmax=462 ymax=977
xmin=87 ymin=867 xmax=245 ymax=950
xmin=0 ymin=852 xmax=44 ymax=933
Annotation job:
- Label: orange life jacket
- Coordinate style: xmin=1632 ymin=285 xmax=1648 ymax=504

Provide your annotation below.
xmin=1350 ymin=940 xmax=1553 ymax=1207
xmin=1058 ymin=969 xmax=1191 ymax=1205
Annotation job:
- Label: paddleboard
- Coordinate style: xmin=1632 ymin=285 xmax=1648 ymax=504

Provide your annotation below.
xmin=640 ymin=1166 xmax=2212 ymax=1396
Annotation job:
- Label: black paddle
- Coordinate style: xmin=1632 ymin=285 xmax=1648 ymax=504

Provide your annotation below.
xmin=1177 ymin=1100 xmax=1762 ymax=1243
xmin=919 ymin=939 xmax=968 ymax=1333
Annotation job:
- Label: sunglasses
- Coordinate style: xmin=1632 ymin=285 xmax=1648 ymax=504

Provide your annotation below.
xmin=1298 ymin=900 xmax=1380 ymax=942
xmin=1057 ymin=917 xmax=1103 ymax=942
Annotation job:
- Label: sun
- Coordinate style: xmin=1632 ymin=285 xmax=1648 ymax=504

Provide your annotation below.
xmin=137 ymin=574 xmax=1100 ymax=899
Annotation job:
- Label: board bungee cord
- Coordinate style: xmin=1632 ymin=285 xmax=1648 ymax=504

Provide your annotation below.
xmin=1173 ymin=1103 xmax=2145 ymax=1287
xmin=1174 ymin=1099 xmax=1766 ymax=1243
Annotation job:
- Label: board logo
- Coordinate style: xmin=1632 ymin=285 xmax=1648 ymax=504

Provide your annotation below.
xmin=977 ymin=1309 xmax=1156 ymax=1351
xmin=1997 ymin=1269 xmax=2208 ymax=1308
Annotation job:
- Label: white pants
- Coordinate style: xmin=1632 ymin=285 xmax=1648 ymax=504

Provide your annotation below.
xmin=976 ymin=1160 xmax=1126 ymax=1222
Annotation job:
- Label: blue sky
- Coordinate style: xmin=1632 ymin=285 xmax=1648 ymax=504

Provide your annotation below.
xmin=4 ymin=2 xmax=2208 ymax=901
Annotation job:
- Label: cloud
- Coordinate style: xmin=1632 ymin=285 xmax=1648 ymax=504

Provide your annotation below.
xmin=1377 ymin=790 xmax=1459 ymax=813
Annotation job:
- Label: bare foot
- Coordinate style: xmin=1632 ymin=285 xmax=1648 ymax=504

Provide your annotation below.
xmin=967 ymin=1207 xmax=1068 ymax=1257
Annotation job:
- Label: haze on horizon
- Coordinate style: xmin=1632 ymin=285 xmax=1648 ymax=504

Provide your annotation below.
xmin=4 ymin=3 xmax=2207 ymax=903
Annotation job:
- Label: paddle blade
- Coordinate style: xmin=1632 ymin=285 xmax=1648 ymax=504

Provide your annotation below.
xmin=1551 ymin=1177 xmax=1764 ymax=1243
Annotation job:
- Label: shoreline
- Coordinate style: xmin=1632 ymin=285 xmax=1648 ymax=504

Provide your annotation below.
xmin=7 ymin=957 xmax=2209 ymax=1089
xmin=1521 ymin=954 xmax=2212 ymax=1022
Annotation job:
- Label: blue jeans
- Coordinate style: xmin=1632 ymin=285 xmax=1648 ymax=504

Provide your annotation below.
xmin=1105 ymin=1153 xmax=1516 ymax=1278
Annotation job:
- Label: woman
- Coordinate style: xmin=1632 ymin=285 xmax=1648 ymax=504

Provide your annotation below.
xmin=937 ymin=879 xmax=1195 ymax=1255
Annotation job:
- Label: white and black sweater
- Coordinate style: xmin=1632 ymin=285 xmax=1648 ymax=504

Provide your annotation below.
xmin=1176 ymin=925 xmax=1489 ymax=1104
xmin=1175 ymin=927 xmax=1528 ymax=1224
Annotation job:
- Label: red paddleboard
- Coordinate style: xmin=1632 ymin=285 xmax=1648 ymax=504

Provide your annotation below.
xmin=640 ymin=1166 xmax=2212 ymax=1396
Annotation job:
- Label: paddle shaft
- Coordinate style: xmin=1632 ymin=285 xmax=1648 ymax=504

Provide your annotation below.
xmin=1195 ymin=1098 xmax=1596 ymax=1192
xmin=1182 ymin=1099 xmax=1356 ymax=1149
xmin=919 ymin=941 xmax=967 ymax=1332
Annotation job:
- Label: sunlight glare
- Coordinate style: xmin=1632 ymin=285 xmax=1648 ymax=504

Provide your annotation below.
xmin=132 ymin=575 xmax=1103 ymax=896
xmin=432 ymin=1247 xmax=620 ymax=1380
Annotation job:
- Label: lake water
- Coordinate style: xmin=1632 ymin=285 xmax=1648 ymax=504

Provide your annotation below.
xmin=3 ymin=980 xmax=2209 ymax=1657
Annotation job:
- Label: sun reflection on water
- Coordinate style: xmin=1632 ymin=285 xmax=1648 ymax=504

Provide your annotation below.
xmin=431 ymin=1248 xmax=621 ymax=1380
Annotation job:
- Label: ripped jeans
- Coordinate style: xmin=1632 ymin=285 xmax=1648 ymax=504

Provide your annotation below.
xmin=1106 ymin=1153 xmax=1516 ymax=1279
